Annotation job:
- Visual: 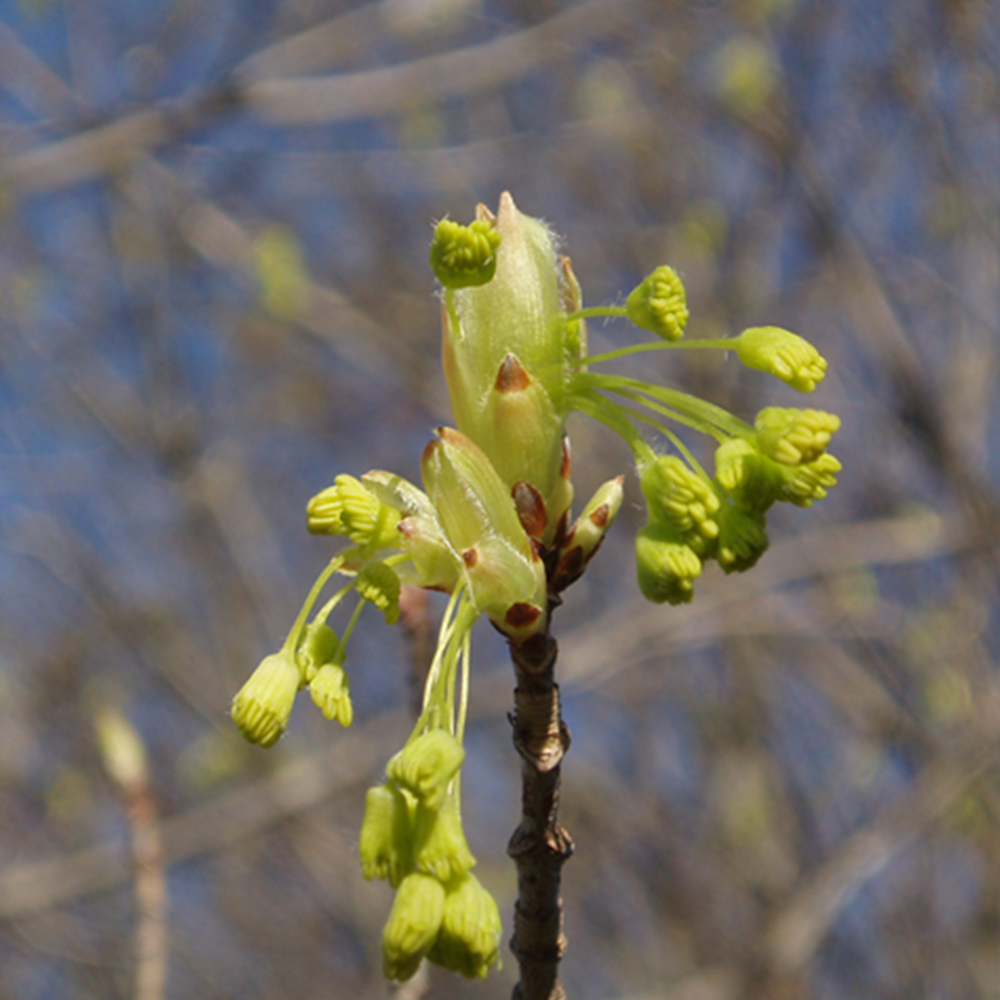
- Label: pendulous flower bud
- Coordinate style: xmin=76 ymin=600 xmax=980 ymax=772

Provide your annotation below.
xmin=413 ymin=793 xmax=476 ymax=883
xmin=359 ymin=782 xmax=415 ymax=888
xmin=382 ymin=872 xmax=446 ymax=982
xmin=306 ymin=474 xmax=401 ymax=549
xmin=295 ymin=620 xmax=340 ymax=681
xmin=355 ymin=560 xmax=402 ymax=625
xmin=428 ymin=872 xmax=503 ymax=979
xmin=714 ymin=438 xmax=785 ymax=516
xmin=780 ymin=452 xmax=842 ymax=507
xmin=231 ymin=651 xmax=301 ymax=748
xmin=640 ymin=455 xmax=720 ymax=555
xmin=713 ymin=500 xmax=770 ymax=574
xmin=635 ymin=521 xmax=703 ymax=605
xmin=308 ymin=662 xmax=353 ymax=727
xmin=735 ymin=326 xmax=828 ymax=393
xmin=387 ymin=728 xmax=465 ymax=812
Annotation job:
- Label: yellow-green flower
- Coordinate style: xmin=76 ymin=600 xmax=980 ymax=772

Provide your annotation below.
xmin=231 ymin=651 xmax=301 ymax=748
xmin=755 ymin=407 xmax=841 ymax=467
xmin=307 ymin=662 xmax=352 ymax=727
xmin=635 ymin=522 xmax=703 ymax=605
xmin=306 ymin=474 xmax=400 ymax=549
xmin=412 ymin=792 xmax=476 ymax=884
xmin=640 ymin=455 xmax=720 ymax=554
xmin=430 ymin=218 xmax=501 ymax=289
xmin=359 ymin=782 xmax=415 ymax=888
xmin=735 ymin=326 xmax=827 ymax=393
xmin=428 ymin=872 xmax=503 ymax=979
xmin=388 ymin=729 xmax=465 ymax=812
xmin=625 ymin=265 xmax=689 ymax=341
xmin=382 ymin=872 xmax=446 ymax=982
xmin=355 ymin=559 xmax=402 ymax=625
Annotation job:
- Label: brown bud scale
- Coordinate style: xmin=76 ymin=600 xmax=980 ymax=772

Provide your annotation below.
xmin=506 ymin=602 xmax=542 ymax=629
xmin=513 ymin=480 xmax=548 ymax=538
xmin=495 ymin=353 xmax=532 ymax=393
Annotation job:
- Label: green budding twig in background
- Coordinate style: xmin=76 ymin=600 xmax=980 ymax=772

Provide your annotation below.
xmin=230 ymin=193 xmax=841 ymax=1000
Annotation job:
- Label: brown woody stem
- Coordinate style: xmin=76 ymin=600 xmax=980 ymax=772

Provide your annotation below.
xmin=507 ymin=630 xmax=573 ymax=1000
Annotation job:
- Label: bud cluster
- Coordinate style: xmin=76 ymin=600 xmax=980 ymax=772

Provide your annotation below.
xmin=634 ymin=405 xmax=840 ymax=603
xmin=360 ymin=727 xmax=502 ymax=981
xmin=229 ymin=193 xmax=843 ymax=986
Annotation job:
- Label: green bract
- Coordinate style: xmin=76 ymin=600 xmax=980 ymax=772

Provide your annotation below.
xmin=422 ymin=426 xmax=547 ymax=640
xmin=441 ymin=193 xmax=578 ymax=544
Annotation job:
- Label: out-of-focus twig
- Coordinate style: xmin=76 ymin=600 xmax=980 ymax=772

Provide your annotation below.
xmin=95 ymin=708 xmax=168 ymax=1000
xmin=764 ymin=729 xmax=1000 ymax=974
xmin=244 ymin=0 xmax=640 ymax=124
xmin=0 ymin=0 xmax=638 ymax=197
xmin=0 ymin=709 xmax=404 ymax=923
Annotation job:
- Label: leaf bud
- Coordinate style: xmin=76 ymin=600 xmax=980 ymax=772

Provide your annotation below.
xmin=441 ymin=194 xmax=575 ymax=528
xmin=422 ymin=427 xmax=547 ymax=639
xmin=553 ymin=475 xmax=624 ymax=591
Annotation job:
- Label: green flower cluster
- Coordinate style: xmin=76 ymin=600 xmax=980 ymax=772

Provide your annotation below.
xmin=634 ymin=409 xmax=841 ymax=604
xmin=229 ymin=549 xmax=404 ymax=745
xmin=360 ymin=728 xmax=502 ymax=980
xmin=230 ymin=193 xmax=842 ymax=983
